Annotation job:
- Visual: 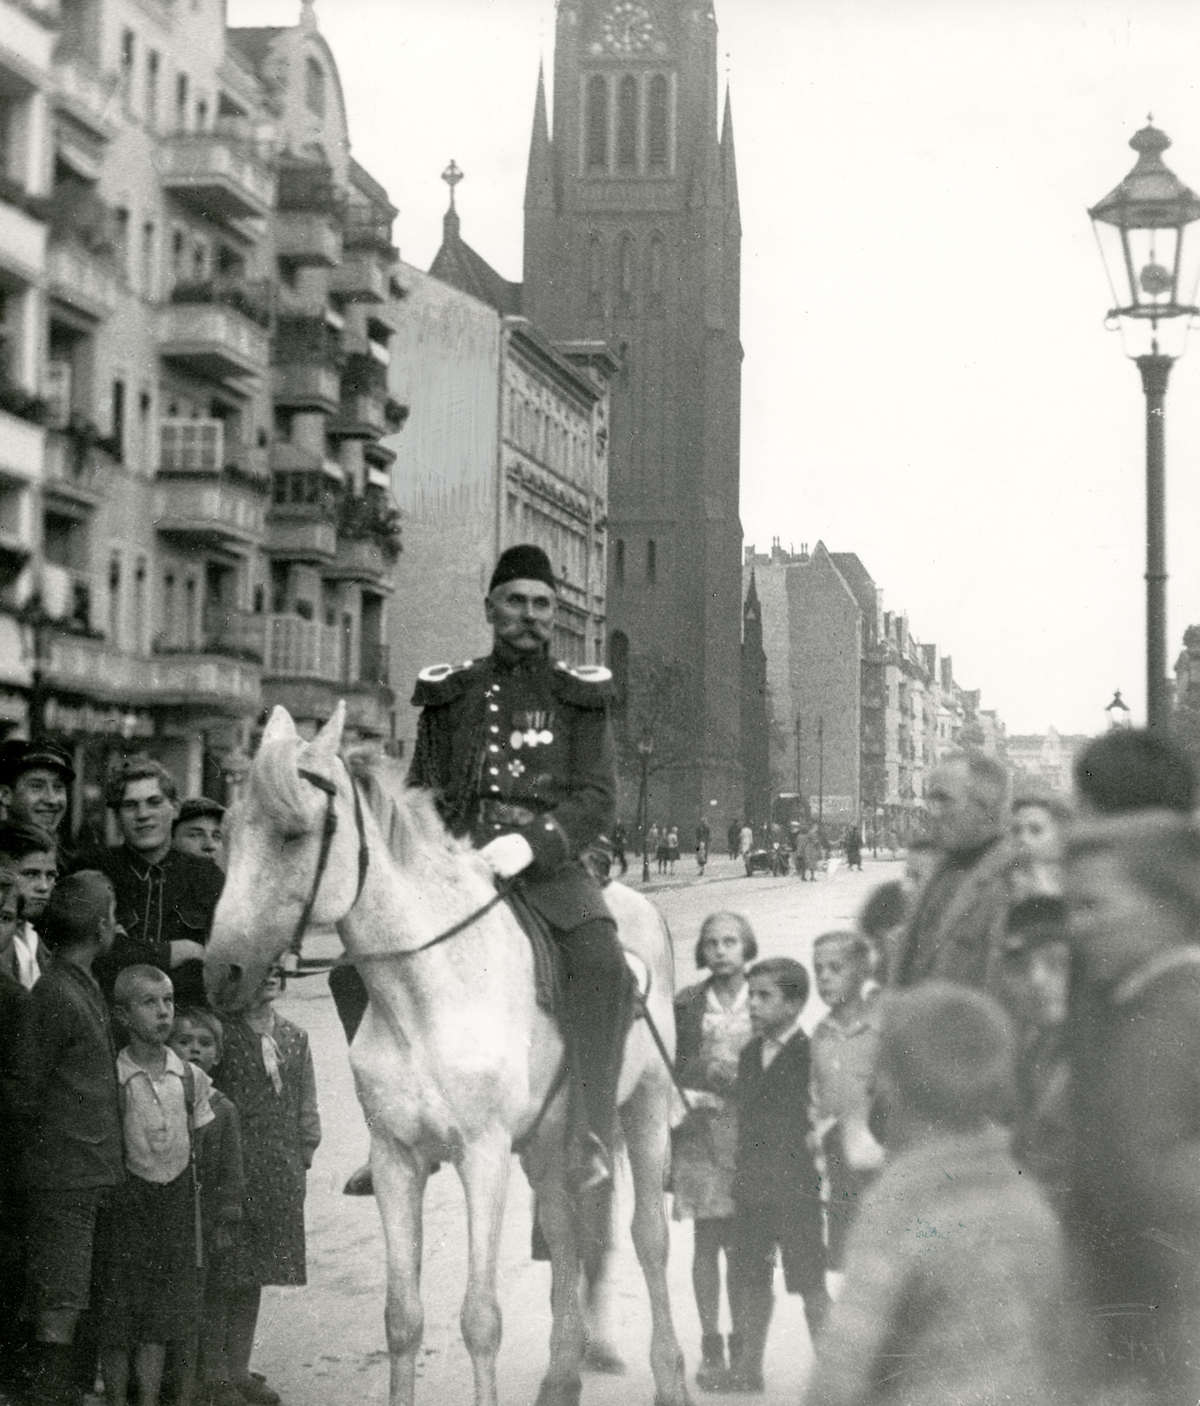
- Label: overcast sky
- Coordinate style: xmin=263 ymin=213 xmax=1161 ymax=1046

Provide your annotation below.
xmin=230 ymin=0 xmax=1200 ymax=735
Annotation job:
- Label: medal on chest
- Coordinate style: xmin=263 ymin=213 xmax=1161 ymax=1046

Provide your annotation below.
xmin=510 ymin=710 xmax=554 ymax=750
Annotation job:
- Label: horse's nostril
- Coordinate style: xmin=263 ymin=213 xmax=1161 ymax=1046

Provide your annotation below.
xmin=227 ymin=963 xmax=243 ymax=986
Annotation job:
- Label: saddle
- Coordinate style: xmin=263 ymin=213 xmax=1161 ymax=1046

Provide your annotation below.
xmin=503 ymin=885 xmax=648 ymax=1021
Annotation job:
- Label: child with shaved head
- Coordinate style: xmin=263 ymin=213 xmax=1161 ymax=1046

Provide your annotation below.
xmin=804 ymin=983 xmax=1072 ymax=1406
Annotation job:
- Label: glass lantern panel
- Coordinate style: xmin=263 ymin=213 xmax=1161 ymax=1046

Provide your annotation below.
xmin=1123 ymin=225 xmax=1182 ymax=315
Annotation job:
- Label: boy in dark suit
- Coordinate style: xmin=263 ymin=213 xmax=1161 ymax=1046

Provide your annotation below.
xmin=724 ymin=958 xmax=828 ymax=1393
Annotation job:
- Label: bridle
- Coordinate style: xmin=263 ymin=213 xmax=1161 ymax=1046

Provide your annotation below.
xmin=287 ymin=762 xmax=370 ymax=959
xmin=286 ymin=760 xmax=510 ymax=965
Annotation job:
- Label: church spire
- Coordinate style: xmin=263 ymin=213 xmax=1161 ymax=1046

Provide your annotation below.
xmin=721 ymin=87 xmax=741 ymax=229
xmin=524 ymin=62 xmax=555 ymax=213
xmin=441 ymin=158 xmax=463 ymax=243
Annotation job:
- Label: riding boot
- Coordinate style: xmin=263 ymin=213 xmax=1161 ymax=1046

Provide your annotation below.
xmin=557 ymin=916 xmax=627 ymax=1190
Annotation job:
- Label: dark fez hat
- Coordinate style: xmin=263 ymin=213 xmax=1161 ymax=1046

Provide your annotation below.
xmin=489 ymin=544 xmax=557 ymax=595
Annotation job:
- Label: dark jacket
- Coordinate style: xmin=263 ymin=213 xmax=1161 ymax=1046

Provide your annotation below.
xmin=733 ymin=1029 xmax=822 ymax=1214
xmin=408 ymin=645 xmax=616 ymax=932
xmin=197 ymin=1088 xmax=245 ymax=1257
xmin=16 ymin=956 xmax=123 ymax=1191
xmin=892 ymin=837 xmax=1013 ymax=992
xmin=1067 ymin=948 xmax=1200 ymax=1405
xmin=87 ymin=846 xmax=225 ymax=1004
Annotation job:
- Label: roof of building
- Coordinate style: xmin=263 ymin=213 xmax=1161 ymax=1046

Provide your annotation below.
xmin=430 ymin=208 xmax=522 ymax=316
xmin=225 ymin=27 xmax=284 ymax=74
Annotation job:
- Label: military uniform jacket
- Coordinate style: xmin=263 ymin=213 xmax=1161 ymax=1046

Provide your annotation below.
xmin=407 ymin=645 xmax=616 ymax=932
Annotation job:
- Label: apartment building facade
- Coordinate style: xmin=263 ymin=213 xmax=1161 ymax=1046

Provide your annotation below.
xmin=0 ymin=0 xmax=400 ymax=826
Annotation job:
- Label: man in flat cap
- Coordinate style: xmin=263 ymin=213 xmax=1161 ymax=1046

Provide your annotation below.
xmin=0 ymin=740 xmax=74 ymax=843
xmin=334 ymin=545 xmax=625 ymax=1193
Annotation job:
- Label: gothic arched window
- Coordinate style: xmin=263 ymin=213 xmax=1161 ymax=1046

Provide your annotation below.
xmin=618 ymin=233 xmax=635 ymax=305
xmin=617 ymin=75 xmax=639 ymax=172
xmin=585 ymin=75 xmax=609 ymax=172
xmin=305 ymin=57 xmax=326 ymax=117
xmin=647 ymin=74 xmax=670 ymax=172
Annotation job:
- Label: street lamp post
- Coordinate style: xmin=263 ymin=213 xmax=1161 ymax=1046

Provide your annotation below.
xmin=816 ymin=715 xmax=825 ymax=831
xmin=637 ymin=733 xmax=654 ymax=884
xmin=1090 ymin=119 xmax=1200 ymax=733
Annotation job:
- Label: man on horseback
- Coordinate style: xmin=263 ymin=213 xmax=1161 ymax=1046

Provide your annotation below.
xmin=404 ymin=543 xmax=626 ymax=1191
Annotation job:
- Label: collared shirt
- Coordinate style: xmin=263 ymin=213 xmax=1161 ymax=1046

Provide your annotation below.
xmin=13 ymin=922 xmax=40 ymax=990
xmin=761 ymin=1013 xmax=805 ymax=1070
xmin=117 ymin=1046 xmax=214 ymax=1183
xmin=811 ymin=1000 xmax=880 ymax=1123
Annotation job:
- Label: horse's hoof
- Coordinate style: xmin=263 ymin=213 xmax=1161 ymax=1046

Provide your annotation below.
xmin=533 ymin=1377 xmax=582 ymax=1406
xmin=582 ymin=1339 xmax=627 ymax=1375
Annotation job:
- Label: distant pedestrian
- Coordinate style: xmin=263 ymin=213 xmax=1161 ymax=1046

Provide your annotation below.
xmin=844 ymin=827 xmax=862 ymax=872
xmin=696 ymin=819 xmax=711 ymax=877
xmin=805 ymin=983 xmax=1075 ymax=1406
xmin=727 ymin=821 xmax=740 ymax=861
xmin=796 ymin=829 xmax=820 ymax=882
xmin=611 ymin=822 xmax=628 ymax=878
xmin=672 ymin=913 xmax=758 ymax=1390
xmin=726 ymin=958 xmax=829 ymax=1392
xmin=648 ymin=823 xmax=661 ymax=874
xmin=666 ymin=826 xmax=680 ymax=876
xmin=738 ymin=824 xmax=753 ymax=861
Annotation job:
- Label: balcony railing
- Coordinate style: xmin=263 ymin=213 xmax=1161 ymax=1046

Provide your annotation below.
xmin=45 ymin=633 xmax=261 ymax=710
xmin=169 ymin=278 xmax=272 ymax=328
xmin=264 ymin=614 xmax=343 ymax=682
xmin=275 ymin=210 xmax=342 ymax=267
xmin=272 ymin=362 xmax=341 ymax=414
xmin=154 ymin=606 xmax=265 ymax=663
xmin=158 ymin=302 xmax=269 ymax=381
xmin=46 ymin=240 xmax=119 ymax=319
xmin=160 ymin=132 xmax=275 ymax=222
xmin=45 ymin=427 xmax=109 ymax=504
xmin=155 ymin=472 xmax=266 ymax=546
xmin=52 ymin=52 xmax=119 ymax=137
xmin=329 ymin=251 xmax=388 ymax=303
xmin=277 ymin=162 xmax=342 ymax=214
xmin=329 ymin=390 xmax=386 ymax=439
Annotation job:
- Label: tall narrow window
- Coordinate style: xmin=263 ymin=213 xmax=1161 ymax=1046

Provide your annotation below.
xmin=114 ymin=207 xmax=130 ymax=281
xmin=133 ymin=557 xmax=147 ymax=654
xmin=585 ymin=75 xmax=608 ymax=172
xmin=145 ymin=50 xmax=160 ymax=128
xmin=587 ymin=234 xmax=604 ymax=311
xmin=175 ymin=72 xmax=189 ymax=132
xmin=646 ymin=538 xmax=657 ymax=583
xmin=648 ymin=233 xmax=665 ymax=304
xmin=618 ymin=233 xmax=635 ymax=305
xmin=306 ymin=58 xmax=327 ymax=116
xmin=617 ymin=75 xmax=639 ymax=171
xmin=648 ymin=74 xmax=670 ymax=171
xmin=111 ymin=378 xmax=126 ymax=463
xmin=140 ymin=221 xmax=155 ymax=298
xmin=614 ymin=539 xmax=625 ymax=586
xmin=609 ymin=630 xmax=629 ymax=711
xmin=120 ymin=30 xmax=135 ymax=111
xmin=108 ymin=552 xmax=122 ymax=645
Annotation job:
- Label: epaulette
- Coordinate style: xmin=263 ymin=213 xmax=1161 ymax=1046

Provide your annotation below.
xmin=551 ymin=660 xmax=613 ymax=708
xmin=411 ymin=658 xmax=481 ymax=707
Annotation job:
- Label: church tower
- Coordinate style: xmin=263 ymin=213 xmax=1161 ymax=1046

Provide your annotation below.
xmin=523 ymin=0 xmax=744 ymax=825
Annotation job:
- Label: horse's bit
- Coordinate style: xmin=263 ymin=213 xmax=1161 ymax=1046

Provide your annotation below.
xmin=288 ymin=763 xmax=370 ymax=958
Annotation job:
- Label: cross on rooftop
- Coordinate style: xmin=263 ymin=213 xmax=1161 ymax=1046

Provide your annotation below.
xmin=442 ymin=159 xmax=464 ymax=210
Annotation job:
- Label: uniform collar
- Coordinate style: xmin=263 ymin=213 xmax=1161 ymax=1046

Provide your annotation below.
xmin=491 ymin=640 xmax=551 ymax=673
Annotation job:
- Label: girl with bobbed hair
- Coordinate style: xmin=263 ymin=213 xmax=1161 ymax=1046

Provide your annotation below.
xmin=672 ymin=912 xmax=759 ymax=1389
xmin=1010 ymin=789 xmax=1072 ymax=899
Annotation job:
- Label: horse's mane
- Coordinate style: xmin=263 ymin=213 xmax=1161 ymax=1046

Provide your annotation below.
xmin=343 ymin=748 xmax=480 ymax=890
xmin=249 ymin=735 xmax=311 ymax=835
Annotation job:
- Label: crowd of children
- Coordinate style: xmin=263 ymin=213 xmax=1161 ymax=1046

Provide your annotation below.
xmin=0 ymin=839 xmax=320 ymax=1406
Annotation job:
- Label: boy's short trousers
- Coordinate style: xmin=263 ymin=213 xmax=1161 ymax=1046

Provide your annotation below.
xmin=26 ymin=1187 xmax=109 ymax=1317
xmin=733 ymin=1200 xmax=826 ymax=1299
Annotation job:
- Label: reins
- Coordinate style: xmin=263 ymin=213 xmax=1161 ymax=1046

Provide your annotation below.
xmin=286 ymin=763 xmax=513 ymax=972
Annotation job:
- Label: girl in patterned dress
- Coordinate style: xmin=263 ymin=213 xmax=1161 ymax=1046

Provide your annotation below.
xmin=213 ymin=968 xmax=320 ymax=1406
xmin=671 ymin=912 xmax=758 ymax=1390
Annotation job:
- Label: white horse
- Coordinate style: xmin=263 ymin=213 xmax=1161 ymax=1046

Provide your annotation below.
xmin=205 ymin=704 xmax=691 ymax=1406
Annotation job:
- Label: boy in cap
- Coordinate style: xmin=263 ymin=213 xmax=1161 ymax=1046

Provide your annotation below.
xmin=173 ymin=799 xmax=226 ymax=867
xmin=0 ymin=740 xmax=74 ymax=841
xmin=804 ymin=983 xmax=1072 ymax=1406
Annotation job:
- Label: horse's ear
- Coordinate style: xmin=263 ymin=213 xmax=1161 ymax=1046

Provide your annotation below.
xmin=262 ymin=705 xmax=298 ymax=745
xmin=307 ymin=700 xmax=347 ymax=767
